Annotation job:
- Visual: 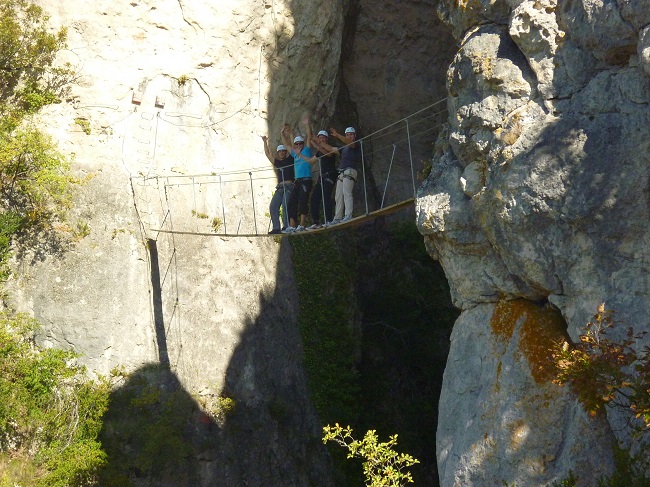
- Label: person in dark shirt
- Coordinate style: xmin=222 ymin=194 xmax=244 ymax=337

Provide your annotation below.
xmin=262 ymin=135 xmax=294 ymax=234
xmin=307 ymin=130 xmax=338 ymax=229
xmin=318 ymin=126 xmax=361 ymax=225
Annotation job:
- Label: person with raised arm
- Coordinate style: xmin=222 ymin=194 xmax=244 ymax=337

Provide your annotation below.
xmin=262 ymin=135 xmax=294 ymax=234
xmin=280 ymin=117 xmax=317 ymax=233
xmin=318 ymin=126 xmax=361 ymax=225
xmin=307 ymin=129 xmax=338 ymax=229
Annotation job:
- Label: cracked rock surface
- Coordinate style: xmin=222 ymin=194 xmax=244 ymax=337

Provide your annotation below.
xmin=418 ymin=0 xmax=649 ymax=484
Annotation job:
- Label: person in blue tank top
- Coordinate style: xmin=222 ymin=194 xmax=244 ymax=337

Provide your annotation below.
xmin=280 ymin=118 xmax=318 ymax=233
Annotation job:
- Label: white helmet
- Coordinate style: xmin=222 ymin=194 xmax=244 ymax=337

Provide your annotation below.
xmin=345 ymin=127 xmax=356 ymax=134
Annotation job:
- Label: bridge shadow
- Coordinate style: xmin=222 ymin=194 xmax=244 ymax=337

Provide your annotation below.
xmin=97 ymin=237 xmax=335 ymax=487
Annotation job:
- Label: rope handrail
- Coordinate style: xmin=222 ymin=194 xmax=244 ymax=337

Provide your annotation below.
xmin=133 ymin=98 xmax=448 ymax=238
xmin=140 ymin=97 xmax=448 ymax=181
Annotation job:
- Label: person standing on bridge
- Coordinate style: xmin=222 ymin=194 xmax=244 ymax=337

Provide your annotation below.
xmin=319 ymin=126 xmax=361 ymax=225
xmin=262 ymin=135 xmax=294 ymax=234
xmin=307 ymin=129 xmax=338 ymax=229
xmin=280 ymin=118 xmax=317 ymax=233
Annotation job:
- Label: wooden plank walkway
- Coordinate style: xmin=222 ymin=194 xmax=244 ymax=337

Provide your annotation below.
xmin=150 ymin=198 xmax=414 ymax=238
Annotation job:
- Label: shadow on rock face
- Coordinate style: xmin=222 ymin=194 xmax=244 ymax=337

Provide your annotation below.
xmin=97 ymin=239 xmax=335 ymax=487
xmin=97 ymin=364 xmax=218 ymax=487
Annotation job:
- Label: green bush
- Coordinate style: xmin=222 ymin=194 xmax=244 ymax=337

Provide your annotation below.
xmin=97 ymin=365 xmax=217 ymax=486
xmin=0 ymin=0 xmax=72 ymax=126
xmin=0 ymin=128 xmax=74 ymax=225
xmin=0 ymin=312 xmax=110 ymax=486
xmin=323 ymin=424 xmax=419 ymax=487
xmin=597 ymin=446 xmax=650 ymax=487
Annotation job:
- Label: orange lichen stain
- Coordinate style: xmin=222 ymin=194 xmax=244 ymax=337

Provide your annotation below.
xmin=490 ymin=299 xmax=528 ymax=340
xmin=520 ymin=303 xmax=569 ymax=383
xmin=490 ymin=299 xmax=570 ymax=384
xmin=493 ymin=361 xmax=503 ymax=393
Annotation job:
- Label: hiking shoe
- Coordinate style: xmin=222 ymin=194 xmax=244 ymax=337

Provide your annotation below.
xmin=307 ymin=223 xmax=321 ymax=230
xmin=282 ymin=226 xmax=296 ymax=234
xmin=295 ymin=225 xmax=306 ymax=232
xmin=268 ymin=229 xmax=282 ymax=235
xmin=341 ymin=215 xmax=353 ymax=222
xmin=326 ymin=219 xmax=342 ymax=227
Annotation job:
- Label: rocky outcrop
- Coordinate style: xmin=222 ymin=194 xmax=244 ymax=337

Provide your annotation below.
xmin=7 ymin=0 xmax=647 ymax=484
xmin=417 ymin=0 xmax=650 ymax=484
xmin=437 ymin=302 xmax=614 ymax=485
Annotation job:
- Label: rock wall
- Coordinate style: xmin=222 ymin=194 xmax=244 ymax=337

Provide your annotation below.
xmin=7 ymin=0 xmax=345 ymax=385
xmin=338 ymin=0 xmax=456 ymax=206
xmin=417 ymin=0 xmax=650 ymax=484
xmin=8 ymin=0 xmax=644 ymax=484
xmin=5 ymin=0 xmax=351 ymax=484
xmin=5 ymin=0 xmax=457 ymax=484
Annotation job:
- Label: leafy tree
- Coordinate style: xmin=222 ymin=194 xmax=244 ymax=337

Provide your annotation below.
xmin=549 ymin=304 xmax=649 ymax=485
xmin=323 ymin=424 xmax=419 ymax=487
xmin=0 ymin=128 xmax=74 ymax=221
xmin=0 ymin=0 xmax=77 ymax=280
xmin=0 ymin=0 xmax=73 ymax=129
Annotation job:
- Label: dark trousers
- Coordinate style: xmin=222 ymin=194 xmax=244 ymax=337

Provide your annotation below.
xmin=288 ymin=178 xmax=313 ymax=221
xmin=310 ymin=172 xmax=336 ymax=224
xmin=269 ymin=182 xmax=293 ymax=230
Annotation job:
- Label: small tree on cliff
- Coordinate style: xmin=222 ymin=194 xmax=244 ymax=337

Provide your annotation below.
xmin=0 ymin=0 xmax=74 ymax=127
xmin=0 ymin=0 xmax=77 ymax=279
xmin=549 ymin=304 xmax=649 ymax=484
xmin=323 ymin=424 xmax=419 ymax=487
xmin=551 ymin=304 xmax=649 ymax=431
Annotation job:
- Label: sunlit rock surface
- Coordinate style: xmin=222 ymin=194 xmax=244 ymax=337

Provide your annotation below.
xmin=418 ymin=0 xmax=650 ymax=484
xmin=6 ymin=0 xmax=648 ymax=484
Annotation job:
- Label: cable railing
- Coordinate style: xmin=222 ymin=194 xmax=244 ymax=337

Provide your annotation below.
xmin=132 ymin=98 xmax=448 ymax=238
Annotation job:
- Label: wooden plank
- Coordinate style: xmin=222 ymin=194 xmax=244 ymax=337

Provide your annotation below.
xmin=150 ymin=198 xmax=415 ymax=237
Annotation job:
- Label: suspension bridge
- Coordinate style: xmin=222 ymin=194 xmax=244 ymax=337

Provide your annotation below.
xmin=130 ymin=99 xmax=448 ymax=240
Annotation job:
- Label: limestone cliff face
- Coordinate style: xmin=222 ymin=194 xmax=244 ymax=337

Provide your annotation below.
xmin=8 ymin=0 xmax=347 ymax=383
xmin=416 ymin=0 xmax=650 ymax=484
xmin=6 ymin=1 xmax=350 ymax=485
xmin=4 ymin=0 xmax=455 ymax=485
xmin=7 ymin=0 xmax=646 ymax=485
